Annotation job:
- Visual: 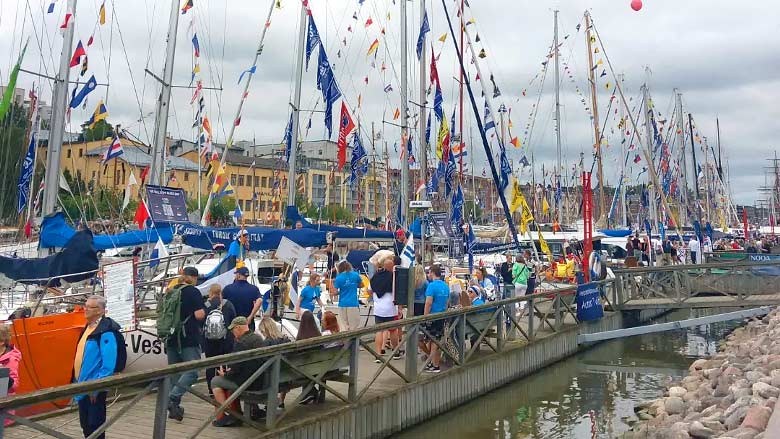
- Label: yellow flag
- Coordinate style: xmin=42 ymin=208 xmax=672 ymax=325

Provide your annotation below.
xmin=436 ymin=116 xmax=449 ymax=160
xmin=719 ymin=211 xmax=728 ymax=231
xmin=542 ymin=197 xmax=550 ymax=215
xmin=438 ymin=33 xmax=448 ymax=42
xmin=537 ymin=229 xmax=553 ymax=261
xmin=509 ymin=178 xmax=524 ymax=212
xmin=99 ymin=2 xmax=106 ymax=25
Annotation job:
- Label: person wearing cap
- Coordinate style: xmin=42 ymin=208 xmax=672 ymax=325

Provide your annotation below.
xmin=166 ymin=266 xmax=206 ymax=422
xmin=393 ymin=230 xmax=407 ymax=256
xmin=222 ymin=266 xmax=263 ymax=332
xmin=210 ymin=316 xmax=286 ymax=426
xmin=228 ymin=230 xmax=249 ymax=261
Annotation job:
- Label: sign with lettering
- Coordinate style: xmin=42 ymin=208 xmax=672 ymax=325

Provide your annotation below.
xmin=276 ymin=236 xmax=312 ymax=271
xmin=576 ymin=282 xmax=604 ymax=322
xmin=146 ymin=185 xmax=189 ymax=223
xmin=102 ymin=260 xmax=137 ymax=331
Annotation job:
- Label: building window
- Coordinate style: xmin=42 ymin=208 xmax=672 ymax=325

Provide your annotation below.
xmin=254 ymin=176 xmax=260 ymax=187
xmin=258 ymin=200 xmax=266 ymax=211
xmin=246 ymin=174 xmax=252 ymax=186
xmin=66 ymin=149 xmax=71 ymax=158
xmin=78 ymin=148 xmax=83 ymax=157
xmin=237 ymin=200 xmax=243 ymax=210
xmin=184 ymin=172 xmax=189 ymax=182
xmin=261 ymin=176 xmax=268 ymax=188
xmin=231 ymin=174 xmax=237 ymax=186
xmin=318 ymin=150 xmax=323 ymax=155
xmin=238 ymin=175 xmax=245 ymax=186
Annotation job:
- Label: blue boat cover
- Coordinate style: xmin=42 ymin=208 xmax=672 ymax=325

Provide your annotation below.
xmin=598 ymin=229 xmax=633 ymax=238
xmin=168 ymin=222 xmax=328 ymax=251
xmin=40 ymin=213 xmax=173 ymax=250
xmin=0 ymin=228 xmax=99 ymax=285
xmin=285 ymin=206 xmax=394 ymax=240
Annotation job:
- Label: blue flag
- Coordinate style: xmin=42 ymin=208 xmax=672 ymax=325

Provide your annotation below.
xmin=317 ymin=47 xmax=341 ymax=138
xmin=445 ymin=150 xmax=457 ymax=197
xmin=17 ymin=133 xmax=36 ymax=213
xmin=69 ymin=75 xmax=97 ymax=109
xmin=284 ymin=112 xmax=293 ymax=162
xmin=433 ymin=84 xmax=443 ymax=121
xmin=305 ymin=17 xmax=321 ymax=70
xmin=451 ymin=185 xmax=464 ymax=226
xmin=425 ymin=112 xmax=431 ymax=147
xmin=416 ymin=11 xmax=430 ymax=60
xmin=237 ymin=65 xmax=257 ymax=84
xmin=350 ymin=133 xmax=369 ymax=185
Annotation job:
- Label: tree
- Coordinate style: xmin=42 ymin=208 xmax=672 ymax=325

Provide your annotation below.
xmin=81 ymin=119 xmax=114 ymax=142
xmin=186 ymin=195 xmax=236 ymax=225
xmin=0 ymin=103 xmax=30 ymax=222
xmin=465 ymin=199 xmax=483 ymax=224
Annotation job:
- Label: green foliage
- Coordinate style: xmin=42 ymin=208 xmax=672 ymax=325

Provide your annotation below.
xmin=81 ymin=119 xmax=114 ymax=142
xmin=0 ymin=103 xmax=29 ymax=222
xmin=186 ymin=195 xmax=236 ymax=225
xmin=465 ymin=199 xmax=483 ymax=223
xmin=60 ymin=188 xmax=137 ymax=223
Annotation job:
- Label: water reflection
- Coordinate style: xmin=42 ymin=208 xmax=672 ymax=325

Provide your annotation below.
xmin=393 ymin=309 xmax=738 ymax=439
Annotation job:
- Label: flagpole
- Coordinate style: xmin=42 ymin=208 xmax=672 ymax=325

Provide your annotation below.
xmin=399 ymin=0 xmax=410 ymax=228
xmin=284 ymin=1 xmax=307 ymax=224
xmin=201 ymin=0 xmax=277 ymax=225
xmin=553 ymin=10 xmax=563 ymax=225
xmin=585 ymin=11 xmax=607 ymax=227
xmin=418 ymin=4 xmax=428 ymax=205
xmin=41 ymin=0 xmax=77 ymax=222
xmin=25 ymin=88 xmax=42 ymax=227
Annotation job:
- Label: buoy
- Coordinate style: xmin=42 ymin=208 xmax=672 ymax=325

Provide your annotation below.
xmin=631 ymin=0 xmax=643 ymax=11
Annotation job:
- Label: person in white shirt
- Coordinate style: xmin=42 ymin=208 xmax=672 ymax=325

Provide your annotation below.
xmin=689 ymin=236 xmax=702 ymax=264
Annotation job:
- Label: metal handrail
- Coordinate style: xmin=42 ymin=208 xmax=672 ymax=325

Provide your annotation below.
xmin=612 ymin=259 xmax=780 ymax=274
xmin=0 ymin=279 xmax=607 ymax=411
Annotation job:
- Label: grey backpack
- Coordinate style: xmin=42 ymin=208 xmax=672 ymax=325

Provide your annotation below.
xmin=204 ymin=299 xmax=227 ymax=340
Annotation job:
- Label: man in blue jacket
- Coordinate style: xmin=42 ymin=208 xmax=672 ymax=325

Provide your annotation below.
xmin=73 ymin=295 xmax=122 ymax=439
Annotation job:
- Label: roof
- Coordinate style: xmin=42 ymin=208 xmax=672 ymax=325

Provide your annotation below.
xmin=223 ymin=151 xmax=282 ymax=169
xmin=86 ymin=144 xmax=202 ymax=172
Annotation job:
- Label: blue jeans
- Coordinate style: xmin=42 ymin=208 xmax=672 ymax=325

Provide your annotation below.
xmin=167 ymin=345 xmax=202 ymax=405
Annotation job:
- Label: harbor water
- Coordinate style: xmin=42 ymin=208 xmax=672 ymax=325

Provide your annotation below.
xmin=393 ymin=309 xmax=740 ymax=439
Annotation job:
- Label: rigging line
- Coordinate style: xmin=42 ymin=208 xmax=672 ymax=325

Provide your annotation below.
xmin=112 ymin=3 xmax=152 ymax=142
xmin=524 ymin=53 xmax=550 ymax=157
xmin=192 ymin=13 xmax=228 ymax=143
xmin=27 ymin=0 xmax=57 ymax=80
xmin=106 ymin=0 xmax=115 ymax=105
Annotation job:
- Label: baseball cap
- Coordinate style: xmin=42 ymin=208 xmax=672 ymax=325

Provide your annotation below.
xmin=395 ymin=229 xmax=406 ymax=239
xmin=235 ymin=266 xmax=250 ymax=276
xmin=227 ymin=316 xmax=248 ymax=330
xmin=182 ymin=266 xmax=199 ymax=277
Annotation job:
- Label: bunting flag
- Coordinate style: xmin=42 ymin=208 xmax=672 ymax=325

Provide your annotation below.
xmin=85 ymin=99 xmax=108 ymax=129
xmin=102 ymin=134 xmax=124 ymax=163
xmin=337 ymin=101 xmax=355 ymax=170
xmin=367 ymin=38 xmax=380 ymax=57
xmin=384 ymin=83 xmax=393 ymax=93
xmin=134 ymin=200 xmax=150 ymax=230
xmin=121 ymin=172 xmax=138 ymax=211
xmin=237 ymin=65 xmax=257 ymax=84
xmin=47 ymin=2 xmax=56 ymax=13
xmin=60 ymin=13 xmax=73 ymax=32
xmin=190 ymin=80 xmax=202 ymax=104
xmin=438 ymin=33 xmax=447 ymax=42
xmin=99 ymin=2 xmax=106 ymax=24
xmin=68 ymin=75 xmax=97 ymax=109
xmin=192 ymin=34 xmax=200 ymax=57
xmin=305 ymin=17 xmax=321 ymax=70
xmin=181 ymin=0 xmax=194 ymax=14
xmin=542 ymin=196 xmax=550 ymax=214
xmin=190 ymin=63 xmax=200 ymax=84
xmin=537 ymin=227 xmax=553 ymax=261
xmin=211 ymin=162 xmax=235 ymax=199
xmin=365 ymin=17 xmax=373 ymax=27
xmin=0 ymin=43 xmax=26 ymax=122
xmin=17 ymin=132 xmax=36 ymax=213
xmin=316 ymin=46 xmax=341 ymax=138
xmin=80 ymin=56 xmax=88 ymax=77
xmin=349 ymin=133 xmax=369 ymax=185
xmin=283 ymin=112 xmax=293 ymax=162
xmin=416 ymin=10 xmax=430 ymax=60
xmin=425 ymin=112 xmax=431 ymax=146
xmin=436 ymin=114 xmax=450 ymax=160
xmin=69 ymin=40 xmax=86 ymax=67
xmin=232 ymin=203 xmax=243 ymax=225
xmin=510 ymin=137 xmax=520 ymax=148
xmin=393 ymin=108 xmax=400 ymax=120
xmin=202 ymin=115 xmax=212 ymax=138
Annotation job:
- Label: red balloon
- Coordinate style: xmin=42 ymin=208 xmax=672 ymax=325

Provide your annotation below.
xmin=631 ymin=0 xmax=643 ymax=11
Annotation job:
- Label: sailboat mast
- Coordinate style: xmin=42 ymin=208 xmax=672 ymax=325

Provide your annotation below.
xmin=418 ymin=1 xmax=428 ymax=202
xmin=200 ymin=0 xmax=277 ymax=224
xmin=458 ymin=0 xmax=465 ymax=179
xmin=584 ymin=11 xmax=606 ymax=225
xmin=42 ymin=0 xmax=78 ymax=217
xmin=675 ymin=90 xmax=689 ymax=226
xmin=688 ymin=113 xmax=701 ymax=211
xmin=553 ymin=10 xmax=563 ymax=224
xmin=618 ymin=74 xmax=627 ymax=227
xmin=642 ymin=83 xmax=658 ymax=233
xmin=149 ymin=0 xmax=182 ymax=187
xmin=716 ymin=117 xmax=723 ymax=180
xmin=399 ymin=0 xmax=410 ymax=227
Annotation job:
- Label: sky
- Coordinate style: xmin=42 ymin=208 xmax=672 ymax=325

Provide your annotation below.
xmin=1 ymin=0 xmax=778 ymax=206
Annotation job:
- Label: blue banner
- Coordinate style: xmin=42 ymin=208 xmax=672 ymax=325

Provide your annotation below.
xmin=146 ymin=185 xmax=189 ymax=223
xmin=576 ymin=282 xmax=604 ymax=322
xmin=17 ymin=133 xmax=36 ymax=213
xmin=169 ymin=222 xmax=328 ymax=251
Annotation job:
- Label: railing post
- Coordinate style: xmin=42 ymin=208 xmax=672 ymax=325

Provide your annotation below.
xmin=554 ymin=294 xmax=562 ymax=330
xmin=266 ymin=355 xmax=281 ymax=429
xmin=348 ymin=337 xmax=359 ymax=401
xmin=0 ymin=367 xmax=8 ymax=437
xmin=405 ymin=322 xmax=418 ymax=382
xmin=457 ymin=314 xmax=466 ymax=365
xmin=153 ymin=377 xmax=170 ymax=439
xmin=496 ymin=305 xmax=505 ymax=351
xmin=527 ymin=296 xmax=535 ymax=342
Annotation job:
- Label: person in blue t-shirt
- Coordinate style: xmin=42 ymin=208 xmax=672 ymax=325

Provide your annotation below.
xmin=423 ymin=265 xmax=450 ymax=373
xmin=334 ymin=261 xmax=363 ymax=331
xmin=296 ymin=273 xmax=324 ymax=319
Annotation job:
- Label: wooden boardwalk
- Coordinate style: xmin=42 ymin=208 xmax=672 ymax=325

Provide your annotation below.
xmin=4 ymin=310 xmax=578 ymax=439
xmin=619 ymin=292 xmax=780 ymax=310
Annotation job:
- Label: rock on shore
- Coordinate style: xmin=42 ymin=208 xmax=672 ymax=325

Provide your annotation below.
xmin=623 ymin=309 xmax=780 ymax=439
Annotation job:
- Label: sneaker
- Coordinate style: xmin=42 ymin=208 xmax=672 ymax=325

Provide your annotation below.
xmin=374 ymin=358 xmax=382 ymax=364
xmin=212 ymin=414 xmax=239 ymax=427
xmin=428 ymin=366 xmax=441 ymax=373
xmin=278 ymin=403 xmax=285 ymax=410
xmin=300 ymin=392 xmax=317 ymax=405
xmin=249 ymin=405 xmax=266 ymax=421
xmin=167 ymin=402 xmax=184 ymax=421
xmin=392 ymin=350 xmax=405 ymax=360
xmin=423 ymin=363 xmax=435 ymax=371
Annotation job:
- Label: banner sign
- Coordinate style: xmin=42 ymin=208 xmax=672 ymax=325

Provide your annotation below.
xmin=102 ymin=260 xmax=137 ymax=331
xmin=428 ymin=211 xmax=454 ymax=238
xmin=168 ymin=223 xmax=327 ymax=252
xmin=146 ymin=185 xmax=189 ymax=223
xmin=576 ymin=282 xmax=604 ymax=322
xmin=276 ymin=236 xmax=312 ymax=271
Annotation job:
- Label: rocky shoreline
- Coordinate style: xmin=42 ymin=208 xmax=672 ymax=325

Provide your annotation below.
xmin=623 ymin=310 xmax=780 ymax=439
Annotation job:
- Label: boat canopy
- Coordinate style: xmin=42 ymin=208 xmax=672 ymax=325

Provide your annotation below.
xmin=285 ymin=206 xmax=394 ymax=240
xmin=0 ymin=229 xmax=98 ymax=285
xmin=40 ymin=213 xmax=174 ymax=250
xmin=168 ymin=222 xmax=328 ymax=251
xmin=598 ymin=229 xmax=633 ymax=238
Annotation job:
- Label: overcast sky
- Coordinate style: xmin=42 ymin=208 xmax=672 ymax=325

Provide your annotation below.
xmin=1 ymin=0 xmax=778 ymax=205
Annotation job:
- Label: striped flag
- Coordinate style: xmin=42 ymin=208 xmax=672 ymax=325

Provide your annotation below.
xmin=102 ymin=135 xmax=123 ymax=163
xmin=400 ymin=233 xmax=414 ymax=268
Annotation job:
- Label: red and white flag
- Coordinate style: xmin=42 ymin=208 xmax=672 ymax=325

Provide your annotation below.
xmin=336 ymin=101 xmax=355 ymax=170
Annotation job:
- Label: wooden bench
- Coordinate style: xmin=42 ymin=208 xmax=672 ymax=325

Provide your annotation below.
xmin=463 ymin=308 xmax=499 ymax=350
xmin=239 ymin=346 xmax=351 ymax=411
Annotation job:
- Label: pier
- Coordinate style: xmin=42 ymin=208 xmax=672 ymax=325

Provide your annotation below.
xmin=2 ymin=260 xmax=780 ymax=438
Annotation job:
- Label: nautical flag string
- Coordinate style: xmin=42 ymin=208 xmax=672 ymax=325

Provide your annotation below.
xmin=102 ymin=134 xmax=123 ymax=163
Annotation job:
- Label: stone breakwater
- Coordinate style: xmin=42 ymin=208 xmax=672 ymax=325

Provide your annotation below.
xmin=624 ymin=310 xmax=780 ymax=439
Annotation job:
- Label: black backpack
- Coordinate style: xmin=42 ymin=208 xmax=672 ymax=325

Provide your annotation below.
xmin=97 ymin=329 xmax=128 ymax=374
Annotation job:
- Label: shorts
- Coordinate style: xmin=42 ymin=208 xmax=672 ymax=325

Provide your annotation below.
xmin=338 ymin=306 xmax=361 ymax=331
xmin=423 ymin=319 xmax=445 ymax=340
xmin=413 ymin=302 xmax=425 ymax=317
xmin=211 ymin=376 xmax=239 ymax=392
xmin=375 ymin=315 xmax=395 ymax=325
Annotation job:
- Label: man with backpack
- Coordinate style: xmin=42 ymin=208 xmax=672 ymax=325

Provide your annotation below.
xmin=157 ymin=266 xmax=206 ymax=422
xmin=203 ymin=284 xmax=236 ymax=397
xmin=73 ymin=295 xmax=127 ymax=439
